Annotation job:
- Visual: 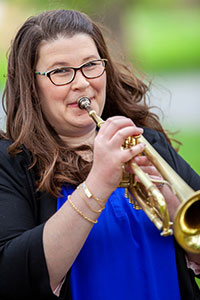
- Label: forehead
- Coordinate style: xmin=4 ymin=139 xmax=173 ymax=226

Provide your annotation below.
xmin=36 ymin=33 xmax=99 ymax=69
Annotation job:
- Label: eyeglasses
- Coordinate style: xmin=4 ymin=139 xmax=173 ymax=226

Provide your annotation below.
xmin=35 ymin=58 xmax=107 ymax=86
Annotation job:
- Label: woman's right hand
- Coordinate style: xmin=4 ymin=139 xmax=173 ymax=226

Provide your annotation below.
xmin=85 ymin=116 xmax=146 ymax=202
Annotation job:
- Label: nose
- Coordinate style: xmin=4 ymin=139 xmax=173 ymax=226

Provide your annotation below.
xmin=71 ymin=69 xmax=90 ymax=90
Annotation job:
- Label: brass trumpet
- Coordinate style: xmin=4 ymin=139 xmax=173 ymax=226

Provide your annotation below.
xmin=77 ymin=96 xmax=200 ymax=253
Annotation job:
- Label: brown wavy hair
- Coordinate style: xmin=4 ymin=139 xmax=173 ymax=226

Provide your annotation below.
xmin=1 ymin=9 xmax=169 ymax=197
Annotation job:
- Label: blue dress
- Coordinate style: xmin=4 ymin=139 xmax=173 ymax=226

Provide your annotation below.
xmin=57 ymin=185 xmax=181 ymax=300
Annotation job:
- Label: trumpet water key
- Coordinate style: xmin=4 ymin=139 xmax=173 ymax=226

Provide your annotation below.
xmin=77 ymin=96 xmax=200 ymax=253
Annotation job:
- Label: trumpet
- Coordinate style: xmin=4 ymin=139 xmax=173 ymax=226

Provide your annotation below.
xmin=77 ymin=96 xmax=200 ymax=253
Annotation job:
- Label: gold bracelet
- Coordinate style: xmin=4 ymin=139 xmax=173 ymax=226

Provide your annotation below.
xmin=77 ymin=185 xmax=105 ymax=213
xmin=82 ymin=182 xmax=105 ymax=206
xmin=68 ymin=195 xmax=97 ymax=224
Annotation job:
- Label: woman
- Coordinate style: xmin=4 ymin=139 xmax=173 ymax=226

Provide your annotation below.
xmin=0 ymin=9 xmax=199 ymax=300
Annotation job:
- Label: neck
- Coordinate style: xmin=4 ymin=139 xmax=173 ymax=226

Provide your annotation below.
xmin=59 ymin=125 xmax=97 ymax=148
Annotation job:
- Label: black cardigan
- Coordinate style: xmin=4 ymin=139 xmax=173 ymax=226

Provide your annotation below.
xmin=0 ymin=128 xmax=200 ymax=300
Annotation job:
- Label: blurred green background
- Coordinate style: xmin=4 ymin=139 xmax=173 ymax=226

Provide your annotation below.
xmin=0 ymin=0 xmax=200 ymax=287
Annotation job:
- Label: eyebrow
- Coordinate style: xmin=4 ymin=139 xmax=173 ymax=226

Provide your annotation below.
xmin=47 ymin=56 xmax=100 ymax=71
xmin=47 ymin=62 xmax=70 ymax=70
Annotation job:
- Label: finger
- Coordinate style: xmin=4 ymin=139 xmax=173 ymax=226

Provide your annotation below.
xmin=120 ymin=143 xmax=146 ymax=164
xmin=98 ymin=116 xmax=143 ymax=141
xmin=140 ymin=166 xmax=162 ymax=177
xmin=149 ymin=175 xmax=164 ymax=182
xmin=110 ymin=126 xmax=144 ymax=149
xmin=133 ymin=155 xmax=153 ymax=166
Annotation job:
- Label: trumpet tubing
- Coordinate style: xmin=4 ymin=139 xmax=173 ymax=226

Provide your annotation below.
xmin=77 ymin=96 xmax=200 ymax=253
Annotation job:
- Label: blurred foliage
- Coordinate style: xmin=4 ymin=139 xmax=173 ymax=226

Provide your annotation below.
xmin=124 ymin=7 xmax=200 ymax=73
xmin=4 ymin=0 xmax=132 ymax=15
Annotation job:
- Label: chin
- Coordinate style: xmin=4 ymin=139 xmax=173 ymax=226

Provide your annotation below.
xmin=70 ymin=113 xmax=92 ymax=127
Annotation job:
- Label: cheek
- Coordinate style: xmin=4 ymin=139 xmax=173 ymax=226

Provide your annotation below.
xmin=95 ymin=74 xmax=107 ymax=93
xmin=95 ymin=76 xmax=107 ymax=114
xmin=37 ymin=86 xmax=63 ymax=121
xmin=37 ymin=80 xmax=68 ymax=105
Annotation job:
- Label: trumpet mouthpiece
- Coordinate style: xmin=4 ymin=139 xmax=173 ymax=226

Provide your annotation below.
xmin=77 ymin=97 xmax=91 ymax=109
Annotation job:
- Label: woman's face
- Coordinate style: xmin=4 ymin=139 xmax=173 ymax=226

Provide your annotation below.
xmin=36 ymin=34 xmax=107 ymax=138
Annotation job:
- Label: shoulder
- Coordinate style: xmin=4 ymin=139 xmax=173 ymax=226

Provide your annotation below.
xmin=142 ymin=128 xmax=200 ymax=190
xmin=0 ymin=138 xmax=32 ymax=172
xmin=143 ymin=127 xmax=171 ymax=157
xmin=143 ymin=127 xmax=166 ymax=144
xmin=0 ymin=138 xmax=17 ymax=166
xmin=0 ymin=138 xmax=56 ymax=221
xmin=143 ymin=127 xmax=176 ymax=167
xmin=0 ymin=138 xmax=36 ymax=197
xmin=0 ymin=138 xmax=12 ymax=152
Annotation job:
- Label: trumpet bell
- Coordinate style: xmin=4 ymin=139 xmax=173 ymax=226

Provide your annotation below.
xmin=174 ymin=191 xmax=200 ymax=253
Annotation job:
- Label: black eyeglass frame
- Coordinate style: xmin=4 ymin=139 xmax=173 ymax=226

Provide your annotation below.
xmin=35 ymin=58 xmax=108 ymax=86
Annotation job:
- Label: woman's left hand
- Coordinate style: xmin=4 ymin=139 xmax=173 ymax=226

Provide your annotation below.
xmin=131 ymin=155 xmax=180 ymax=221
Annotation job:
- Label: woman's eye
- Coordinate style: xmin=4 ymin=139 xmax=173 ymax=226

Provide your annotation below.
xmin=52 ymin=68 xmax=72 ymax=75
xmin=84 ymin=61 xmax=99 ymax=68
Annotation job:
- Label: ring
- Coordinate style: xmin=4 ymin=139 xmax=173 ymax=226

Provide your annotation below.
xmin=158 ymin=183 xmax=165 ymax=189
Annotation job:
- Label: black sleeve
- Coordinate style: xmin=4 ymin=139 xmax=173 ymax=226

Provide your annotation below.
xmin=0 ymin=141 xmax=61 ymax=300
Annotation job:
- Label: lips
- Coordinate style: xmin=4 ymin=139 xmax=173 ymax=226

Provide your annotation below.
xmin=68 ymin=96 xmax=93 ymax=107
xmin=68 ymin=101 xmax=78 ymax=107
